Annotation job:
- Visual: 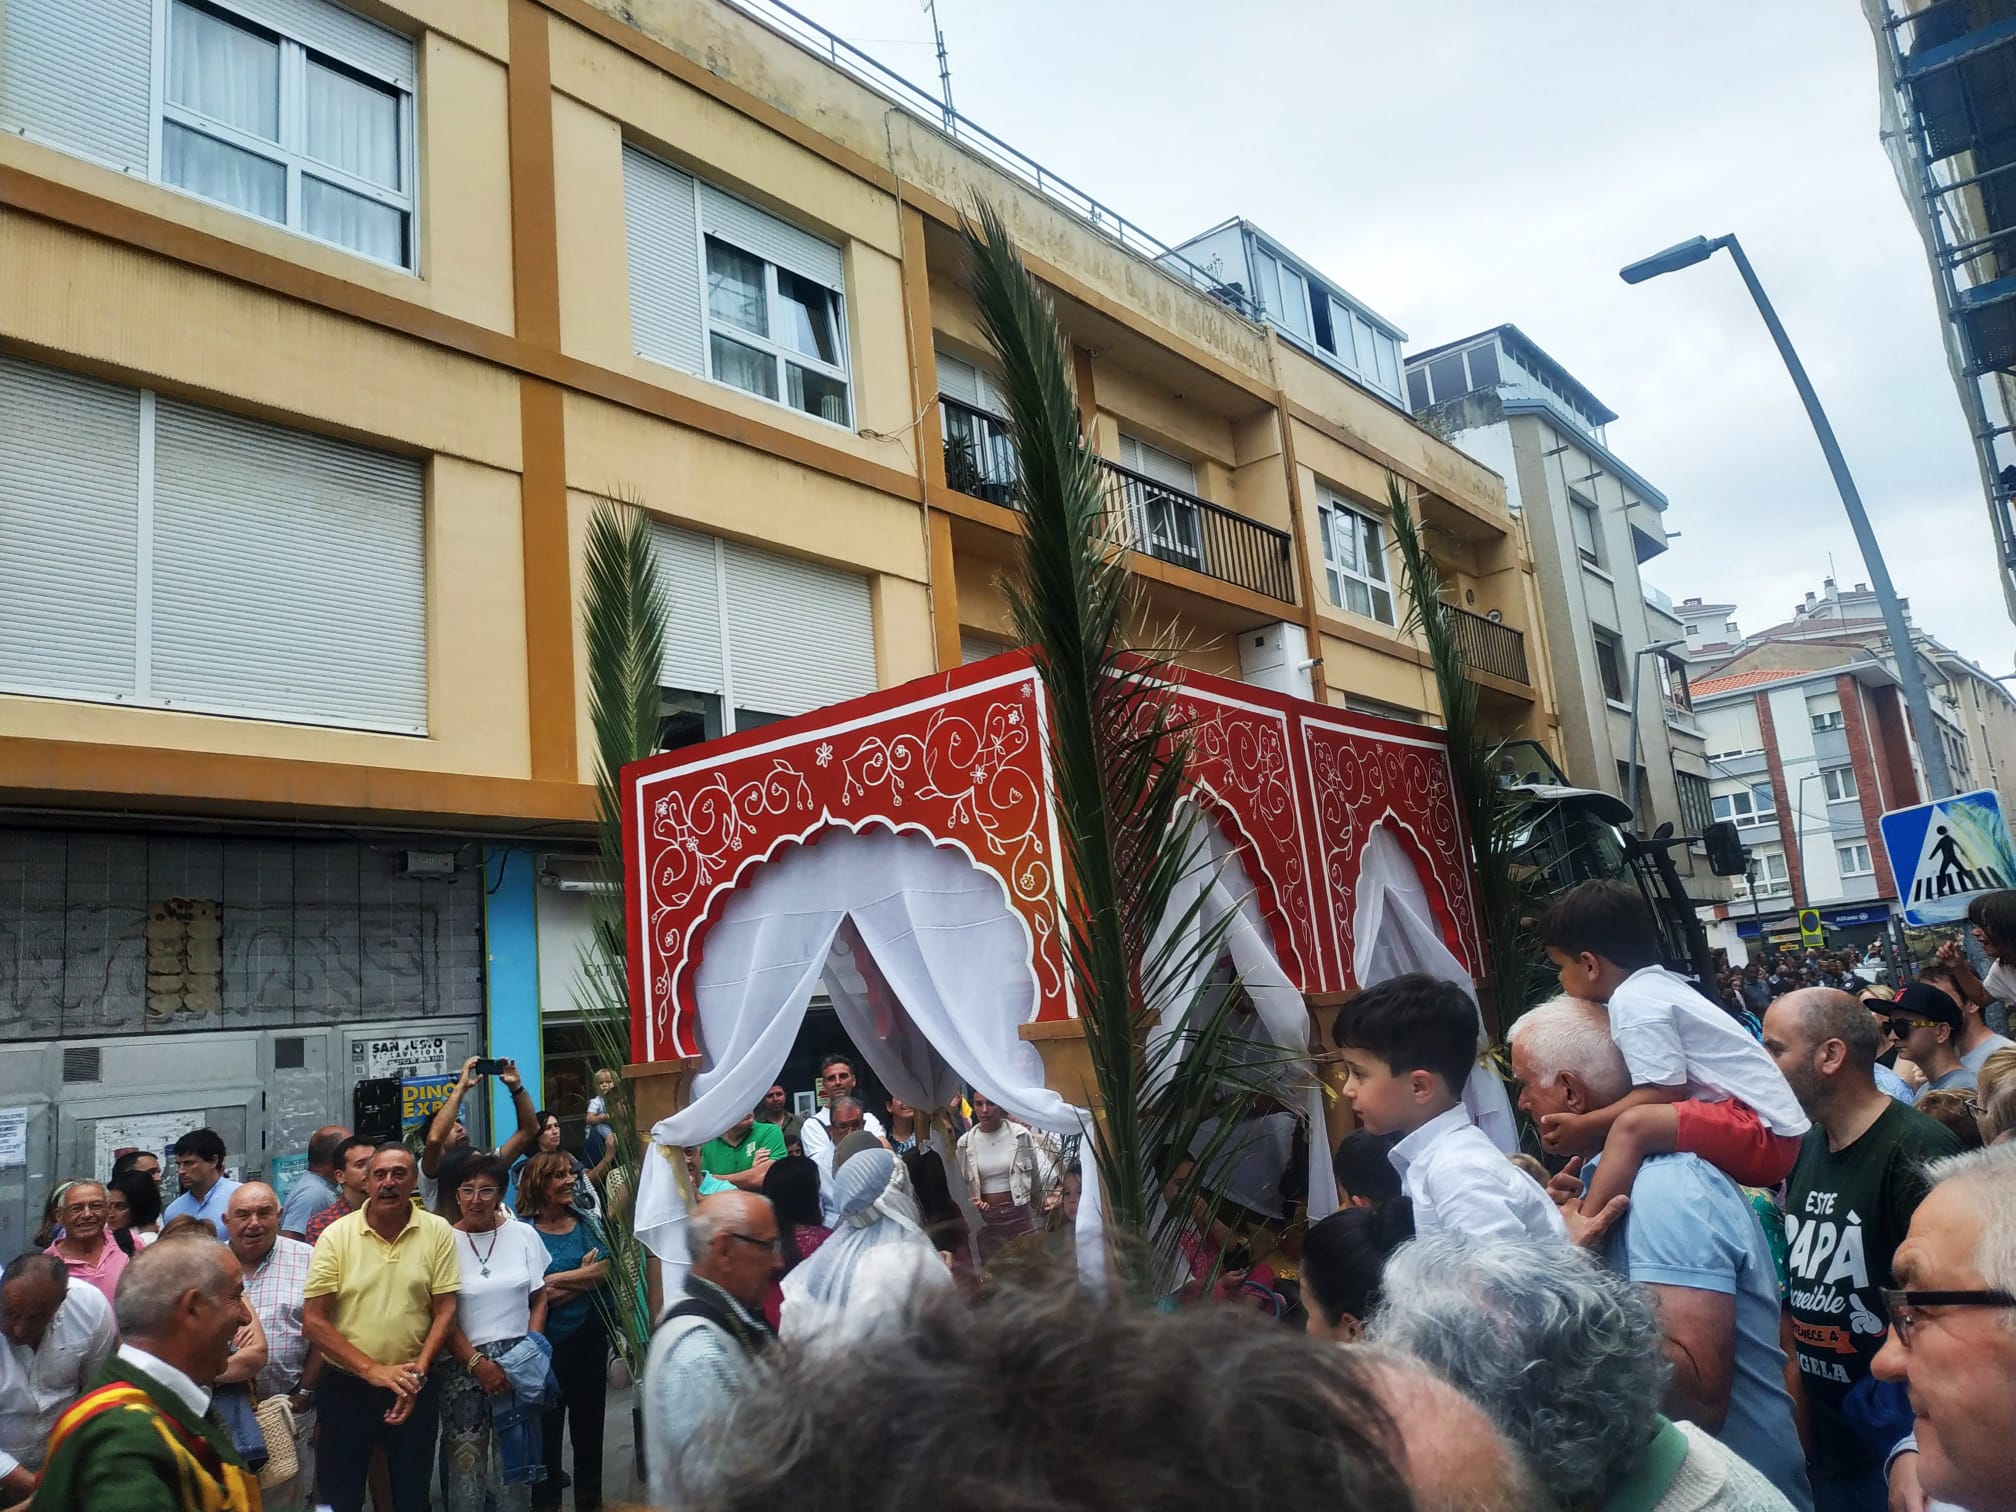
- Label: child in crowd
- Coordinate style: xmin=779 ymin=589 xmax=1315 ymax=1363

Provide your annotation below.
xmin=1331 ymin=1128 xmax=1401 ymax=1210
xmin=1332 ymin=973 xmax=1564 ymax=1242
xmin=1540 ymin=881 xmax=1809 ymax=1219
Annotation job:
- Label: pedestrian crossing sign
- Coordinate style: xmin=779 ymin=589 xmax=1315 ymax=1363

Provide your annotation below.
xmin=1878 ymin=788 xmax=2016 ymax=927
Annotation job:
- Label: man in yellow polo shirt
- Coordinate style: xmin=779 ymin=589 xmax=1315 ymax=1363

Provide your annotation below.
xmin=302 ymin=1143 xmax=458 ymax=1512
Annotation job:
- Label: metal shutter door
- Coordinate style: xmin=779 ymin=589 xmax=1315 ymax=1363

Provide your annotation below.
xmin=149 ymin=399 xmax=426 ymax=731
xmin=722 ymin=542 xmax=874 ymax=716
xmin=649 ymin=522 xmax=726 ymax=695
xmin=205 ymin=0 xmax=413 ymax=85
xmin=0 ymin=0 xmax=152 ymax=173
xmin=0 ymin=357 xmax=142 ymax=701
xmin=699 ymin=183 xmax=843 ymax=290
xmin=625 ymin=147 xmax=705 ymax=377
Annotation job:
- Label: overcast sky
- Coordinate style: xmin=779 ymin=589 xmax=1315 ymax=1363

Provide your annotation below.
xmin=780 ymin=0 xmax=2012 ymax=671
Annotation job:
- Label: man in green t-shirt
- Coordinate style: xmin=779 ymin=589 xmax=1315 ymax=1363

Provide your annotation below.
xmin=700 ymin=1110 xmax=788 ymax=1192
xmin=1762 ymin=988 xmax=1963 ymax=1512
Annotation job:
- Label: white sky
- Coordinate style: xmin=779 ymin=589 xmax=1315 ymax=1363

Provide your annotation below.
xmin=781 ymin=0 xmax=2015 ymax=672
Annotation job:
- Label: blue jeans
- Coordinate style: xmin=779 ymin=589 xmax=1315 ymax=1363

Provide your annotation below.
xmin=1807 ymin=1463 xmax=1887 ymax=1512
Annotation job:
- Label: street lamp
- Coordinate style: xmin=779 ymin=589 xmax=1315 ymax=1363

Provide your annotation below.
xmin=1625 ymin=638 xmax=1687 ymax=826
xmin=1619 ymin=233 xmax=1953 ymax=799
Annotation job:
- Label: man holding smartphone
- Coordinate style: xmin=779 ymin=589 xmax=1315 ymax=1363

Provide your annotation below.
xmin=421 ymin=1056 xmax=543 ymax=1222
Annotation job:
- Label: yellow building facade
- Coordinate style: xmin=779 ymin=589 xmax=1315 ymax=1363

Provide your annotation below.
xmin=0 ymin=0 xmax=1556 ymax=1213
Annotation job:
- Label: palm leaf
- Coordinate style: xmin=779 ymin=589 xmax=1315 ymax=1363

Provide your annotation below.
xmin=573 ymin=492 xmax=670 ymax=1374
xmin=962 ymin=200 xmax=1282 ymax=1303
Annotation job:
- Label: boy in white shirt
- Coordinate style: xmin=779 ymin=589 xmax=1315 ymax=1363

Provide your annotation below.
xmin=1333 ymin=974 xmax=1566 ymax=1242
xmin=1539 ymin=881 xmax=1809 ymax=1220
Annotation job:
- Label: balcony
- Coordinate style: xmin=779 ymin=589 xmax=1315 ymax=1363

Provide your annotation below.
xmin=1448 ymin=604 xmax=1531 ymax=685
xmin=939 ymin=395 xmax=1297 ymax=604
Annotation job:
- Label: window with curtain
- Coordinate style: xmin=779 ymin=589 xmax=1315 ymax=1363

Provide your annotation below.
xmin=160 ymin=0 xmax=414 ymax=268
xmin=1318 ymin=492 xmax=1395 ymax=626
xmin=702 ymin=234 xmax=851 ymax=423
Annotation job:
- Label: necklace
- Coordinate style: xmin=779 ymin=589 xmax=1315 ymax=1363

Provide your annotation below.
xmin=461 ymin=1225 xmax=500 ymax=1278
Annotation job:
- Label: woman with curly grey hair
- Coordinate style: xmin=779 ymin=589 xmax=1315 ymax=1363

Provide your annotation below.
xmin=1368 ymin=1234 xmax=1799 ymax=1512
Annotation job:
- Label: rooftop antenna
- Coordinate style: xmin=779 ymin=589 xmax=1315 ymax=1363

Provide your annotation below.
xmin=924 ymin=0 xmax=955 ymax=134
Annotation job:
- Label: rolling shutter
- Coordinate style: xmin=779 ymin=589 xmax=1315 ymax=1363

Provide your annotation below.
xmin=699 ymin=183 xmax=843 ymax=290
xmin=149 ymin=398 xmax=426 ymax=731
xmin=624 ymin=146 xmax=705 ymax=377
xmin=936 ymin=350 xmax=980 ymax=406
xmin=1118 ymin=434 xmax=1197 ymax=491
xmin=0 ymin=358 xmax=142 ymax=701
xmin=722 ymin=542 xmax=874 ymax=716
xmin=650 ymin=522 xmax=727 ymax=695
xmin=208 ymin=0 xmax=415 ymax=87
xmin=0 ymin=0 xmax=153 ymax=174
xmin=960 ymin=634 xmax=1008 ymax=665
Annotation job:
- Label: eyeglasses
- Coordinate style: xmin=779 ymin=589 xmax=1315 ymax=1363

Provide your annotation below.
xmin=1887 ymin=1018 xmax=1941 ymax=1033
xmin=1880 ymin=1288 xmax=2016 ymax=1345
xmin=457 ymin=1186 xmax=502 ymax=1200
xmin=727 ymin=1232 xmax=782 ymax=1255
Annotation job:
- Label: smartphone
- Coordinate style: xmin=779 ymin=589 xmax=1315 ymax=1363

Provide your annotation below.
xmin=472 ymin=1057 xmax=508 ymax=1077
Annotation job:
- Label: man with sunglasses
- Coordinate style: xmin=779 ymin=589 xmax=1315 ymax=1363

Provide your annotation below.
xmin=1872 ymin=1143 xmax=2016 ymax=1512
xmin=1760 ymin=988 xmax=1964 ymax=1512
xmin=642 ymin=1190 xmax=779 ymax=1505
xmin=1890 ymin=984 xmax=1979 ymax=1104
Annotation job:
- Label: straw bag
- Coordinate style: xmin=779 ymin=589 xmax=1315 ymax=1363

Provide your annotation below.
xmin=252 ymin=1393 xmax=297 ymax=1490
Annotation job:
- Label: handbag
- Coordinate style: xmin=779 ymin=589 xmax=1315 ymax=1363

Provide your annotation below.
xmin=251 ymin=1392 xmax=297 ymax=1490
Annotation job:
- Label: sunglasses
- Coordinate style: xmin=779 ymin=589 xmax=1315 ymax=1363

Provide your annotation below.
xmin=1886 ymin=1018 xmax=1942 ymax=1033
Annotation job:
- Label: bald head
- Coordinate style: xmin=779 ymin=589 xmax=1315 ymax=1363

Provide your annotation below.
xmin=1777 ymin=987 xmax=1881 ymax=1066
xmin=1762 ymin=987 xmax=1880 ymax=1123
xmin=222 ymin=1181 xmax=282 ymax=1265
xmin=688 ymin=1191 xmax=779 ymax=1308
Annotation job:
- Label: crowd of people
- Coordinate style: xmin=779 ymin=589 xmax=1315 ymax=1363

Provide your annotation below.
xmin=12 ymin=890 xmax=2016 ymax=1510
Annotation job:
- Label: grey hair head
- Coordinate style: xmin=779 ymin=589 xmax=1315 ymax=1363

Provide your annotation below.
xmin=1509 ymin=996 xmax=1632 ymax=1107
xmin=1368 ymin=1233 xmax=1670 ymax=1509
xmin=687 ymin=1206 xmax=729 ymax=1262
xmin=1924 ymin=1142 xmax=2016 ymax=1323
xmin=0 ymin=1252 xmax=67 ymax=1292
xmin=113 ymin=1232 xmax=232 ymax=1339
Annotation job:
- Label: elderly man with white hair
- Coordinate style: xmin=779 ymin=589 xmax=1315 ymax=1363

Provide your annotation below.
xmin=1871 ymin=1143 xmax=2016 ymax=1512
xmin=1511 ymin=996 xmax=1813 ymax=1511
xmin=1370 ymin=1233 xmax=1797 ymax=1511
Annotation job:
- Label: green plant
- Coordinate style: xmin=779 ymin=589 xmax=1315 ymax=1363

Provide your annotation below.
xmin=572 ymin=492 xmax=670 ymax=1377
xmin=1384 ymin=474 xmax=1546 ymax=1033
xmin=962 ymin=200 xmax=1274 ymax=1304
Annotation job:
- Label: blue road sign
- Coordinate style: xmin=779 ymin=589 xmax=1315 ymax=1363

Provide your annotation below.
xmin=1878 ymin=788 xmax=2016 ymax=927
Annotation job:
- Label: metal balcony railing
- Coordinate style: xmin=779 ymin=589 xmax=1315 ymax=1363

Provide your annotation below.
xmin=1448 ymin=604 xmax=1531 ymax=685
xmin=940 ymin=395 xmax=1019 ymax=508
xmin=1095 ymin=460 xmax=1296 ymax=604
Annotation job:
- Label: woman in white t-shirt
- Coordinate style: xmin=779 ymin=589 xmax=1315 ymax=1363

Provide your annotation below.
xmin=955 ymin=1092 xmax=1058 ymax=1263
xmin=439 ymin=1153 xmax=550 ymax=1512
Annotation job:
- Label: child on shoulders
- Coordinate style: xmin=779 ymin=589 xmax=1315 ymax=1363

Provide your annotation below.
xmin=1333 ymin=973 xmax=1564 ymax=1243
xmin=1538 ymin=881 xmax=1810 ymax=1220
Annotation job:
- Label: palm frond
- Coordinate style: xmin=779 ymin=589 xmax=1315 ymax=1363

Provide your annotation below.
xmin=962 ymin=200 xmax=1277 ymax=1302
xmin=574 ymin=493 xmax=670 ymax=1372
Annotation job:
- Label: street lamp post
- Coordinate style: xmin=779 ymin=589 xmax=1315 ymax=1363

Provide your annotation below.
xmin=1625 ymin=638 xmax=1688 ymax=825
xmin=1620 ymin=234 xmax=1953 ymax=800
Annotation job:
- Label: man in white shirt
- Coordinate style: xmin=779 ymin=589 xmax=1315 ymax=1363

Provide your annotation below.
xmin=797 ymin=1055 xmax=885 ymax=1184
xmin=0 ymin=1251 xmax=117 ymax=1498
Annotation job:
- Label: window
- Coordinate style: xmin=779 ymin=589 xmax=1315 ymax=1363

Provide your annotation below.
xmin=1675 ymin=771 xmax=1714 ymax=834
xmin=1252 ymin=247 xmax=1310 ymax=342
xmin=1 ymin=0 xmax=417 ymax=267
xmin=1465 ymin=344 xmax=1501 ymax=388
xmin=0 ymin=352 xmax=425 ymax=731
xmin=1406 ymin=369 xmax=1430 ymax=411
xmin=1822 ymin=767 xmax=1858 ymax=803
xmin=1808 ymin=690 xmax=1845 ymax=733
xmin=1704 ymin=701 xmax=1764 ymax=760
xmin=1838 ymin=842 xmax=1874 ymax=877
xmin=1593 ymin=628 xmax=1625 ymax=703
xmin=1736 ymin=848 xmax=1791 ymax=898
xmin=1427 ymin=353 xmax=1469 ymax=404
xmin=1570 ymin=494 xmax=1604 ymax=568
xmin=1685 ymin=622 xmax=1699 ymax=637
xmin=1117 ymin=435 xmax=1202 ymax=567
xmin=1318 ymin=493 xmax=1396 ymax=626
xmin=624 ymin=147 xmax=852 ymax=425
xmin=1344 ymin=694 xmax=1420 ymax=724
xmin=1711 ymin=783 xmax=1778 ymax=829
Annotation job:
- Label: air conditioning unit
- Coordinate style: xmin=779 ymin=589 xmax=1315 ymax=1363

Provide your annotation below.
xmin=1238 ymin=622 xmax=1315 ymax=701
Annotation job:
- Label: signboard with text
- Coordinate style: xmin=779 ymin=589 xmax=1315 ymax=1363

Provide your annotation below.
xmin=401 ymin=1074 xmax=458 ymax=1130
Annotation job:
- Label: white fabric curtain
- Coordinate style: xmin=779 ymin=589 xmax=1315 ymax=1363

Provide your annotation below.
xmin=1149 ymin=806 xmax=1336 ymax=1224
xmin=634 ymin=827 xmax=1103 ymax=1287
xmin=170 ymin=0 xmax=278 ymax=139
xmin=1352 ymin=823 xmax=1519 ymax=1152
xmin=300 ymin=179 xmax=402 ymax=264
xmin=304 ymin=60 xmax=399 ymax=188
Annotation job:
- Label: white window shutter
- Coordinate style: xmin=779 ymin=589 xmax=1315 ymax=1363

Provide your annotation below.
xmin=722 ymin=541 xmax=874 ymax=716
xmin=960 ymin=634 xmax=1007 ymax=665
xmin=936 ymin=350 xmax=980 ymax=405
xmin=625 ymin=146 xmax=706 ymax=377
xmin=1118 ymin=434 xmax=1197 ymax=492
xmin=0 ymin=357 xmax=143 ymax=701
xmin=149 ymin=399 xmax=426 ymax=732
xmin=0 ymin=0 xmax=153 ymax=173
xmin=205 ymin=0 xmax=415 ymax=86
xmin=699 ymin=183 xmax=843 ymax=290
xmin=650 ymin=522 xmax=727 ymax=696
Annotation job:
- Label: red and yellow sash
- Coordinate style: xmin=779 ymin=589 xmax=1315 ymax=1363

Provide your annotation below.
xmin=47 ymin=1383 xmax=261 ymax=1512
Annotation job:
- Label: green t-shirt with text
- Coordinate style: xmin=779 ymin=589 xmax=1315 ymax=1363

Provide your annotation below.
xmin=1784 ymin=1100 xmax=1961 ymax=1476
xmin=700 ymin=1121 xmax=787 ymax=1176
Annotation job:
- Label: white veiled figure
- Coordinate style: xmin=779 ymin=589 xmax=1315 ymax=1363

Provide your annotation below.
xmin=778 ymin=1146 xmax=953 ymax=1347
xmin=1353 ymin=821 xmax=1519 ymax=1153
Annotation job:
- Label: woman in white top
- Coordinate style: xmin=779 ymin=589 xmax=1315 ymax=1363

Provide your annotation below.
xmin=955 ymin=1092 xmax=1058 ymax=1263
xmin=440 ymin=1153 xmax=550 ymax=1512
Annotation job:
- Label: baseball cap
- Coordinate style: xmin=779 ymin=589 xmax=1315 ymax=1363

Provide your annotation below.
xmin=1891 ymin=982 xmax=1962 ymax=1032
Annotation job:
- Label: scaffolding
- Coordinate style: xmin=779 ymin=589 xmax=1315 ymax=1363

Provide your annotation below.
xmin=1870 ymin=0 xmax=2016 ymax=619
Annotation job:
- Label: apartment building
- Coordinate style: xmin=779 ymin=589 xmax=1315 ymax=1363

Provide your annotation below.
xmin=1402 ymin=327 xmax=1717 ymax=887
xmin=0 ymin=0 xmax=1554 ymax=1243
